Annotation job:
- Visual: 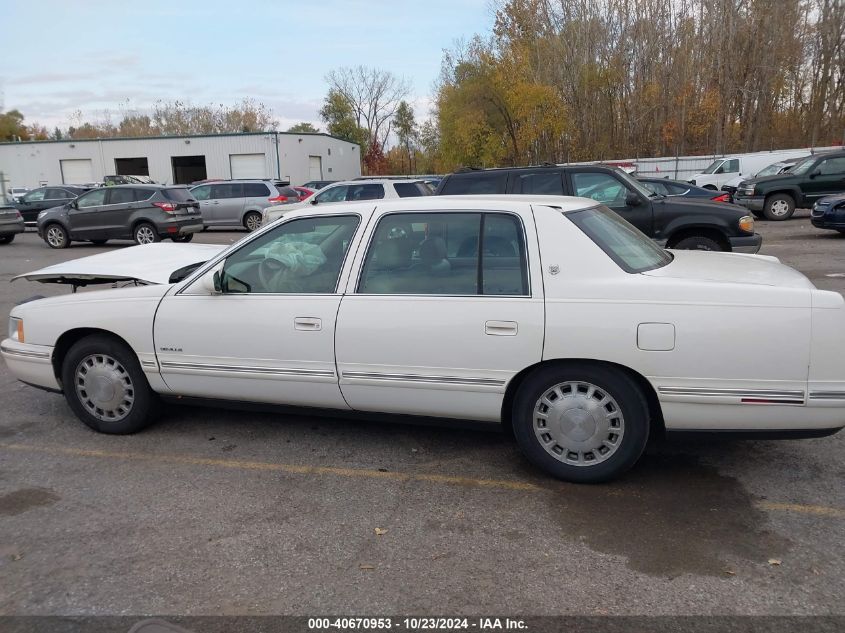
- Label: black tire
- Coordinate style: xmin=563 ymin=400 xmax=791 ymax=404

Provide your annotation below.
xmin=60 ymin=334 xmax=160 ymax=434
xmin=133 ymin=222 xmax=161 ymax=245
xmin=243 ymin=211 xmax=262 ymax=232
xmin=171 ymin=234 xmax=194 ymax=243
xmin=44 ymin=223 xmax=70 ymax=249
xmin=0 ymin=235 xmax=14 ymax=244
xmin=91 ymin=239 xmax=108 ymax=245
xmin=763 ymin=193 xmax=795 ymax=221
xmin=512 ymin=363 xmax=650 ymax=483
xmin=670 ymin=235 xmax=724 ymax=251
xmin=751 ymin=209 xmax=765 ymax=219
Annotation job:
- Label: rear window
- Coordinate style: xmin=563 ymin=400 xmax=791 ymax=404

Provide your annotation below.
xmin=439 ymin=172 xmax=507 ymax=195
xmin=162 ymin=188 xmax=195 ymax=202
xmin=567 ymin=205 xmax=672 ymax=274
xmin=394 ymin=182 xmax=432 ymax=198
xmin=244 ymin=183 xmax=271 ymax=197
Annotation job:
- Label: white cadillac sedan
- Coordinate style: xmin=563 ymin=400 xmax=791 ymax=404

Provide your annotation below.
xmin=3 ymin=196 xmax=844 ymax=483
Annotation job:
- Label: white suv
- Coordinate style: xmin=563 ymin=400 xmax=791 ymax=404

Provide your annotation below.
xmin=262 ymin=179 xmax=431 ymax=224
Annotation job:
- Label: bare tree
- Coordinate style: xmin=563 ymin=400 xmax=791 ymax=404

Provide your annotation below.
xmin=326 ymin=66 xmax=411 ymax=148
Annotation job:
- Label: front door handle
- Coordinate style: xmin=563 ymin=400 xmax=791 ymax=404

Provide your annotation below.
xmin=485 ymin=320 xmax=518 ymax=336
xmin=294 ymin=317 xmax=322 ymax=331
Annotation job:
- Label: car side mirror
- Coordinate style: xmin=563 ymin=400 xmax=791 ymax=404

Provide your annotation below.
xmin=69 ymin=200 xmax=78 ymax=209
xmin=200 ymin=264 xmax=223 ymax=295
xmin=625 ymin=191 xmax=642 ymax=206
xmin=310 ymin=198 xmax=319 ymax=205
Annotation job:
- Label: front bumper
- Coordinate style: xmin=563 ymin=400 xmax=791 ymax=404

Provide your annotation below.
xmin=729 ymin=233 xmax=763 ymax=253
xmin=0 ymin=339 xmax=60 ymax=391
xmin=734 ymin=195 xmax=765 ymax=212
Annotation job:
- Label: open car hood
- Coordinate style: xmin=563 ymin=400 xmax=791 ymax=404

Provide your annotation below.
xmin=13 ymin=243 xmax=226 ymax=287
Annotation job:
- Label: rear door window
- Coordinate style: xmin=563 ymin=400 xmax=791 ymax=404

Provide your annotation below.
xmin=516 ymin=172 xmax=564 ymax=195
xmin=45 ymin=188 xmax=70 ymax=200
xmin=439 ymin=173 xmax=508 ymax=195
xmin=394 ymin=182 xmax=432 ymax=198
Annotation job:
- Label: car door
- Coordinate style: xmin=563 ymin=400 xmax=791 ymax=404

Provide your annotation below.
xmin=803 ymin=156 xmax=845 ymax=202
xmin=566 ymin=169 xmax=653 ymax=234
xmin=153 ymin=212 xmax=364 ymax=408
xmin=191 ymin=185 xmax=214 ymax=224
xmin=16 ymin=188 xmax=50 ymax=221
xmin=100 ymin=187 xmax=139 ymax=237
xmin=209 ymin=183 xmax=245 ymax=226
xmin=335 ymin=207 xmax=545 ymax=422
xmin=66 ymin=188 xmax=108 ymax=238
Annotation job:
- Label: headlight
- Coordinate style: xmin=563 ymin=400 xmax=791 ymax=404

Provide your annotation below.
xmin=739 ymin=185 xmax=755 ymax=196
xmin=8 ymin=317 xmax=24 ymax=342
xmin=738 ymin=215 xmax=754 ymax=234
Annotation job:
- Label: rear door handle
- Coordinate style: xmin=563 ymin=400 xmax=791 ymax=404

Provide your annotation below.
xmin=294 ymin=317 xmax=322 ymax=331
xmin=485 ymin=320 xmax=518 ymax=336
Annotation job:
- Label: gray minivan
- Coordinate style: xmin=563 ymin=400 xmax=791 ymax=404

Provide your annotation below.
xmin=190 ymin=180 xmax=298 ymax=231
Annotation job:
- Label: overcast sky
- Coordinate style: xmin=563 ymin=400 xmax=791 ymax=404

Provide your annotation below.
xmin=3 ymin=0 xmax=494 ymax=131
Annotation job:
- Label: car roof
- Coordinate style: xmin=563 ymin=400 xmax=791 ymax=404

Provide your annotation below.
xmin=283 ymin=195 xmax=597 ymax=218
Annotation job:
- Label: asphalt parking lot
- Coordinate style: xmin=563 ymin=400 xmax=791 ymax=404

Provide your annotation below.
xmin=1 ymin=212 xmax=844 ymax=617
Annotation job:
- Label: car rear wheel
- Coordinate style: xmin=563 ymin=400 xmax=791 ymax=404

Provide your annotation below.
xmin=670 ymin=235 xmax=724 ymax=251
xmin=171 ymin=234 xmax=194 ymax=242
xmin=512 ymin=364 xmax=650 ymax=483
xmin=61 ymin=334 xmax=160 ymax=434
xmin=0 ymin=235 xmax=14 ymax=244
xmin=44 ymin=223 xmax=70 ymax=249
xmin=763 ymin=193 xmax=795 ymax=221
xmin=133 ymin=223 xmax=160 ymax=245
xmin=244 ymin=211 xmax=262 ymax=232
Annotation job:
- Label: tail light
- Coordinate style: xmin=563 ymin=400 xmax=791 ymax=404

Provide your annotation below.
xmin=268 ymin=195 xmax=288 ymax=203
xmin=711 ymin=193 xmax=730 ymax=203
xmin=153 ymin=201 xmax=177 ymax=213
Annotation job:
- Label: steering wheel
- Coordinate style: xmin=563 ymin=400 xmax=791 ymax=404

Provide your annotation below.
xmin=258 ymin=255 xmax=290 ymax=291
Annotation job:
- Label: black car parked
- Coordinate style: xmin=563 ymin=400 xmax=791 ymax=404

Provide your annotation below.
xmin=435 ymin=165 xmax=760 ymax=252
xmin=810 ymin=193 xmax=845 ymax=234
xmin=13 ymin=185 xmax=90 ymax=223
xmin=638 ymin=177 xmax=732 ymax=202
xmin=37 ymin=185 xmax=204 ymax=249
xmin=733 ymin=151 xmax=845 ymax=220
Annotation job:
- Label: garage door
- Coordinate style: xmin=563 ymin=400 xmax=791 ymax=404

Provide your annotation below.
xmin=60 ymin=159 xmax=94 ymax=185
xmin=230 ymin=153 xmax=266 ymax=179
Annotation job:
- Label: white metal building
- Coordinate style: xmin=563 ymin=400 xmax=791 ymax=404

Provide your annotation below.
xmin=0 ymin=131 xmax=361 ymax=188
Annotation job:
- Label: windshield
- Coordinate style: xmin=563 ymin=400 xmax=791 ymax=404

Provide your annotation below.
xmin=756 ymin=162 xmax=785 ymax=177
xmin=702 ymin=160 xmax=724 ymax=174
xmin=567 ymin=205 xmax=672 ymax=273
xmin=789 ymin=156 xmax=818 ymax=176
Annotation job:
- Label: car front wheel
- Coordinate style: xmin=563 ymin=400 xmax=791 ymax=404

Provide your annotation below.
xmin=670 ymin=235 xmax=724 ymax=251
xmin=512 ymin=364 xmax=650 ymax=483
xmin=44 ymin=223 xmax=70 ymax=249
xmin=763 ymin=193 xmax=795 ymax=220
xmin=61 ymin=334 xmax=160 ymax=434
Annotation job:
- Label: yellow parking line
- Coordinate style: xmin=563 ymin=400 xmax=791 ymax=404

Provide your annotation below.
xmin=754 ymin=501 xmax=845 ymax=518
xmin=1 ymin=442 xmax=843 ymax=516
xmin=0 ymin=442 xmax=541 ymax=492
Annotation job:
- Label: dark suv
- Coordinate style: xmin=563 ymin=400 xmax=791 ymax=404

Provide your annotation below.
xmin=733 ymin=151 xmax=845 ymax=220
xmin=13 ymin=185 xmax=90 ymax=224
xmin=436 ymin=165 xmax=761 ymax=252
xmin=37 ymin=185 xmax=203 ymax=249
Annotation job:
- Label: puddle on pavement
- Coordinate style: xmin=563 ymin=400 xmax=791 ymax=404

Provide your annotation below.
xmin=0 ymin=487 xmax=60 ymax=516
xmin=542 ymin=451 xmax=789 ymax=577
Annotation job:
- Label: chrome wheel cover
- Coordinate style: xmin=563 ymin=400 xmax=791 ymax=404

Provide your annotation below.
xmin=533 ymin=381 xmax=625 ymax=466
xmin=46 ymin=226 xmax=65 ymax=247
xmin=135 ymin=226 xmax=155 ymax=244
xmin=245 ymin=214 xmax=261 ymax=231
xmin=770 ymin=199 xmax=790 ymax=216
xmin=75 ymin=354 xmax=135 ymax=422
